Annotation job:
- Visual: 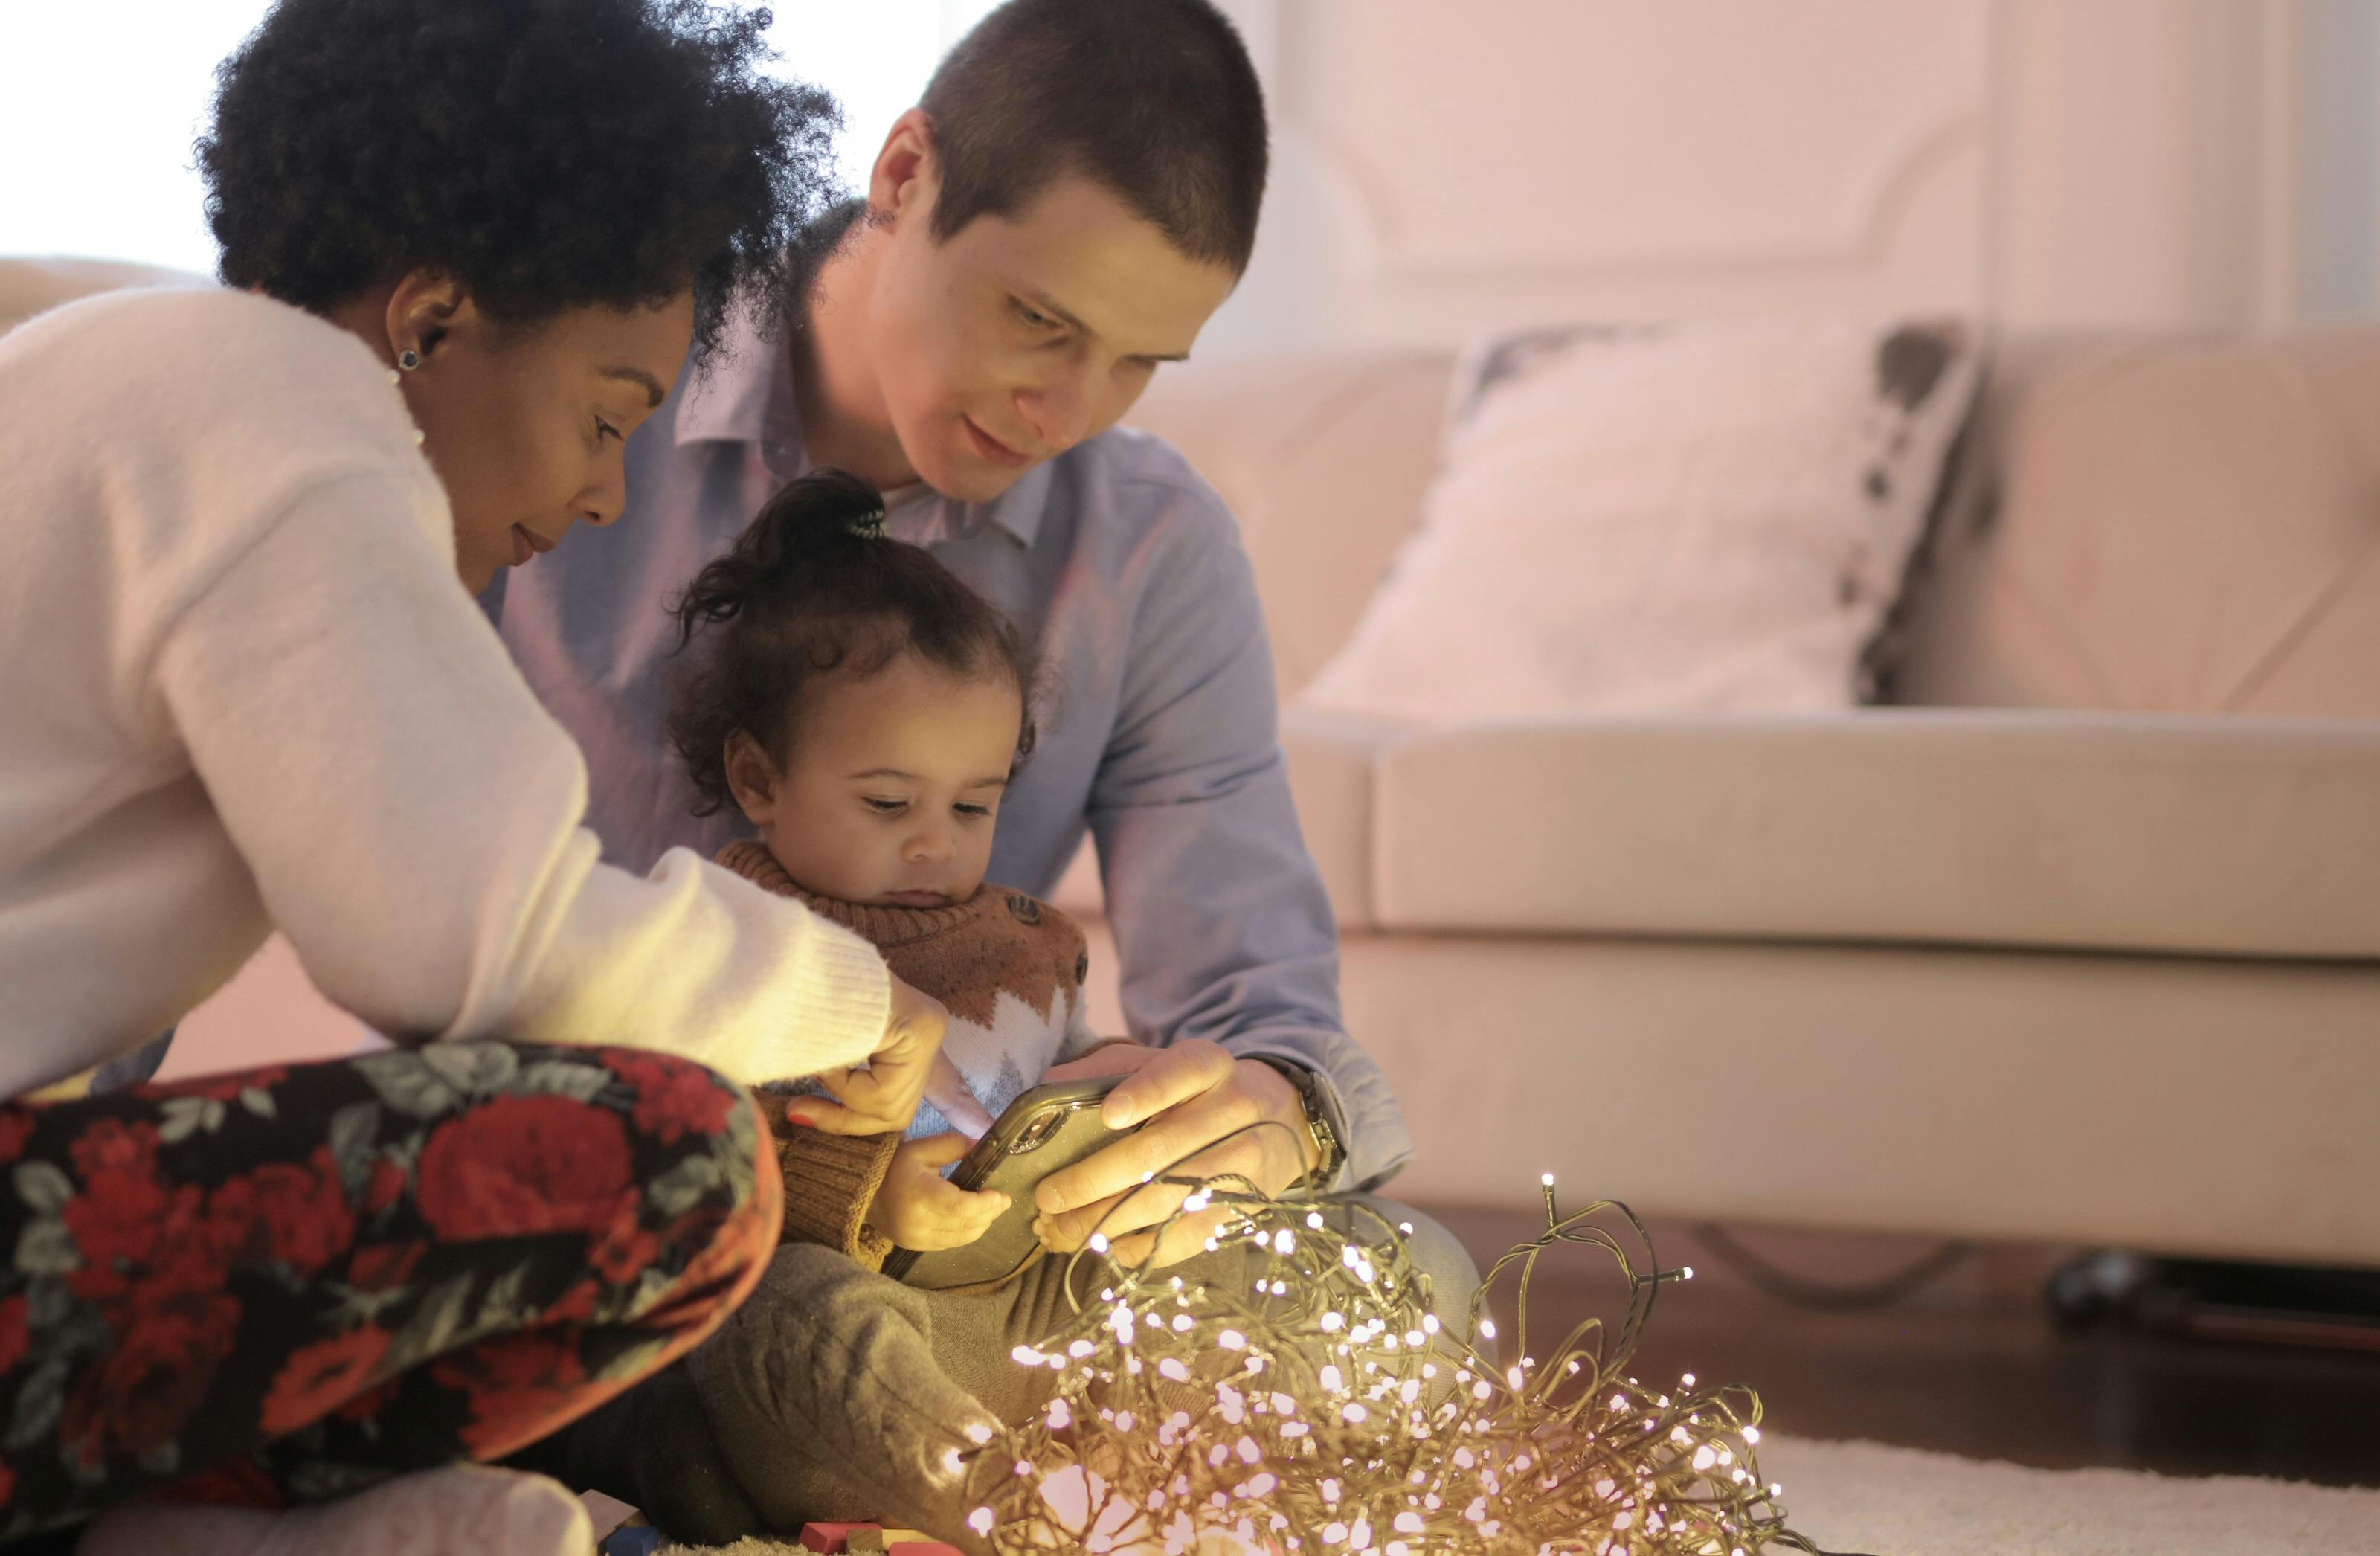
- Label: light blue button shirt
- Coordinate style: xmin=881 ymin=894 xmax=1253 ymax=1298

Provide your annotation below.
xmin=486 ymin=307 xmax=1412 ymax=1191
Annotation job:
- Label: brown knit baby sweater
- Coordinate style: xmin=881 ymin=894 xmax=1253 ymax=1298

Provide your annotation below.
xmin=716 ymin=840 xmax=1101 ymax=1270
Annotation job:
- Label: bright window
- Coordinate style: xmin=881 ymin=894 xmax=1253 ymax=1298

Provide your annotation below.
xmin=0 ymin=0 xmax=997 ymax=275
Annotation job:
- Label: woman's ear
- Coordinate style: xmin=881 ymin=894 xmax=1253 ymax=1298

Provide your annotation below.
xmin=382 ymin=269 xmax=476 ymax=367
xmin=723 ymin=731 xmax=783 ymax=827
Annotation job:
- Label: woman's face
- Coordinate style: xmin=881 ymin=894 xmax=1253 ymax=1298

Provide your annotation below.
xmin=387 ymin=280 xmax=694 ymax=591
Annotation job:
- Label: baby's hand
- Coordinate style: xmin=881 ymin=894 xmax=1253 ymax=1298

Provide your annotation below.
xmin=867 ymin=1133 xmax=1009 ymax=1252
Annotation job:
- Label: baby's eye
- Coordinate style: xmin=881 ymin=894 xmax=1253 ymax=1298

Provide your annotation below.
xmin=955 ymin=803 xmax=995 ymax=820
xmin=863 ymin=797 xmax=909 ymax=815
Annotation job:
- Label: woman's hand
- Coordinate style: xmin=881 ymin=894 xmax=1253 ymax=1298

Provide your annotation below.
xmin=785 ymin=974 xmax=948 ymax=1135
xmin=866 ymin=1132 xmax=1009 ymax=1251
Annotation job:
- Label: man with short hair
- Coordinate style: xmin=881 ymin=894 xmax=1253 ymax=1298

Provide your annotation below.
xmin=493 ymin=1 xmax=1473 ymax=1537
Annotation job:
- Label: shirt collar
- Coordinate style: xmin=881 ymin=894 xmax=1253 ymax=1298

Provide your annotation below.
xmin=672 ymin=302 xmax=1055 ymax=552
xmin=670 ymin=302 xmax=786 ymax=451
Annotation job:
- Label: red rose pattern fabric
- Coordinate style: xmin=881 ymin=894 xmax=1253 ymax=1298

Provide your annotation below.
xmin=0 ymin=1041 xmax=779 ymax=1544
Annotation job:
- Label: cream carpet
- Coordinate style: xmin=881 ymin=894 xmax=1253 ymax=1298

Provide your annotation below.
xmin=1757 ymin=1436 xmax=2380 ymax=1555
xmin=645 ymin=1436 xmax=2380 ymax=1555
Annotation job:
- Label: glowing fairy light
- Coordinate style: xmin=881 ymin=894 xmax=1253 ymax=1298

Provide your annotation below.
xmin=949 ymin=1162 xmax=1806 ymax=1556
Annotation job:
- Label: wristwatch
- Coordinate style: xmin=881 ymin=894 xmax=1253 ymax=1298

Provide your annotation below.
xmin=1253 ymin=1057 xmax=1345 ymax=1184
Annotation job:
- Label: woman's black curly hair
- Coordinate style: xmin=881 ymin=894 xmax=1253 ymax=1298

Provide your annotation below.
xmin=668 ymin=469 xmax=1041 ymax=818
xmin=199 ymin=0 xmax=837 ymax=359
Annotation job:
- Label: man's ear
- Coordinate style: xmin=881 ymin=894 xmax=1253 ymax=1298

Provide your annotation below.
xmin=382 ymin=269 xmax=479 ymax=367
xmin=867 ymin=108 xmax=941 ymax=227
xmin=723 ymin=731 xmax=783 ymax=826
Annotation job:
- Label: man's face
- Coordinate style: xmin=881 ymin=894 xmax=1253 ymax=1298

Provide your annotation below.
xmin=865 ymin=169 xmax=1239 ymax=503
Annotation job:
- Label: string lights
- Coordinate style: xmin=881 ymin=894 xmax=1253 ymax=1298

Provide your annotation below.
xmin=952 ymin=1156 xmax=1840 ymax=1555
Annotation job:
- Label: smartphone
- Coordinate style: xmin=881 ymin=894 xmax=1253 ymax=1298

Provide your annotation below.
xmin=883 ymin=1076 xmax=1129 ymax=1290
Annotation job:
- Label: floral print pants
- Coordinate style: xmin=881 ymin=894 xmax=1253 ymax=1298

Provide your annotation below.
xmin=0 ymin=1040 xmax=780 ymax=1544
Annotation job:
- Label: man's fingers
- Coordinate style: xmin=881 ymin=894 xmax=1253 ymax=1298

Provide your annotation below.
xmin=1139 ymin=1203 xmax=1238 ymax=1270
xmin=1049 ymin=1192 xmax=1233 ymax=1269
xmin=1034 ymin=1084 xmax=1244 ymax=1213
xmin=1042 ymin=1168 xmax=1210 ymax=1251
xmin=1034 ymin=1186 xmax=1128 ymax=1252
xmin=1100 ymin=1039 xmax=1233 ymax=1130
xmin=1105 ymin=1205 xmax=1231 ymax=1271
xmin=1041 ymin=1042 xmax=1154 ymax=1087
xmin=1035 ymin=1096 xmax=1265 ymax=1217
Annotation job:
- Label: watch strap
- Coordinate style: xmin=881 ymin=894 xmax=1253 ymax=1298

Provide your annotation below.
xmin=1253 ymin=1056 xmax=1344 ymax=1183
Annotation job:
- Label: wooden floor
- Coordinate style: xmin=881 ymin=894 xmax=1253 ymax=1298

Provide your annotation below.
xmin=1427 ymin=1206 xmax=2380 ymax=1490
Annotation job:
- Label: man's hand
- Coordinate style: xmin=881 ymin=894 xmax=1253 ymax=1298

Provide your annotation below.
xmin=786 ymin=974 xmax=948 ymax=1135
xmin=1030 ymin=1040 xmax=1322 ymax=1269
xmin=866 ymin=1133 xmax=1009 ymax=1251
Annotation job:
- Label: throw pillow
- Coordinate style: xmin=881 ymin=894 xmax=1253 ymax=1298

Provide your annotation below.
xmin=1299 ymin=316 xmax=1982 ymax=721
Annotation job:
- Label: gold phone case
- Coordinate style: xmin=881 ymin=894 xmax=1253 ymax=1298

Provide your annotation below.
xmin=884 ymin=1076 xmax=1127 ymax=1290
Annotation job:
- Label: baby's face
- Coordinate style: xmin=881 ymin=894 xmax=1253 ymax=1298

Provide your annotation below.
xmin=737 ymin=651 xmax=1024 ymax=907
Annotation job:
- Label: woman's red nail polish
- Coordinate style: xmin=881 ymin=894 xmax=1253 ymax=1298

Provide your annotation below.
xmin=783 ymin=1112 xmax=816 ymax=1128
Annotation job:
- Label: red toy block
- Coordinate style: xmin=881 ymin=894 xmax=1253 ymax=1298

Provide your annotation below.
xmin=797 ymin=1523 xmax=881 ymax=1553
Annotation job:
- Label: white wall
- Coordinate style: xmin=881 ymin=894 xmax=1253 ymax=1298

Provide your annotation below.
xmin=1200 ymin=0 xmax=2379 ymax=358
xmin=0 ymin=0 xmax=1000 ymax=277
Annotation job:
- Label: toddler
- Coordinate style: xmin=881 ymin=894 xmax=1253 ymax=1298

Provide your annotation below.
xmin=665 ymin=466 xmax=1105 ymax=1270
xmin=548 ymin=471 xmax=1458 ymax=1552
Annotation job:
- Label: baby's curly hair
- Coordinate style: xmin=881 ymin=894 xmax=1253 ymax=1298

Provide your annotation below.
xmin=669 ymin=469 xmax=1041 ymax=818
xmin=199 ymin=0 xmax=837 ymax=359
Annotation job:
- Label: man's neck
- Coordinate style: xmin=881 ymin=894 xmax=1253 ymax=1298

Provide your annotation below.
xmin=791 ymin=221 xmax=920 ymax=492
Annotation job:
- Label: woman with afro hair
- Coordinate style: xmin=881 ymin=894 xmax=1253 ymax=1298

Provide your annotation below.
xmin=0 ymin=0 xmax=955 ymax=1546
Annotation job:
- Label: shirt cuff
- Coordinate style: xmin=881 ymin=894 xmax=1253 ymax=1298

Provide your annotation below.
xmin=1239 ymin=1049 xmax=1357 ymax=1197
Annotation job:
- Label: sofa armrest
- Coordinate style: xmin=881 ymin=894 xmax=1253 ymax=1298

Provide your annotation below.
xmin=1279 ymin=705 xmax=1428 ymax=933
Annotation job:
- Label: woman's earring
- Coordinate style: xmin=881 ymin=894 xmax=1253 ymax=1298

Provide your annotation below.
xmin=396 ymin=347 xmax=422 ymax=371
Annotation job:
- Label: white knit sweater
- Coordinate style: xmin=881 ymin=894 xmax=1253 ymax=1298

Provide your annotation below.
xmin=0 ymin=287 xmax=890 ymax=1096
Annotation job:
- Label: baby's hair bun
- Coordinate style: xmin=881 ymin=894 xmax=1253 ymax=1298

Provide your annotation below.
xmin=672 ymin=467 xmax=885 ymax=638
xmin=666 ymin=467 xmax=1045 ymax=820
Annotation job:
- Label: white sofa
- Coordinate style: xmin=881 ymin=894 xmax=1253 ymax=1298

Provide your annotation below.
xmin=9 ymin=258 xmax=2376 ymax=1267
xmin=1084 ymin=338 xmax=2380 ymax=1269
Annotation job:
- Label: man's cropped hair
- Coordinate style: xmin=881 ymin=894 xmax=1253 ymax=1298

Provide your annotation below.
xmin=920 ymin=0 xmax=1267 ymax=273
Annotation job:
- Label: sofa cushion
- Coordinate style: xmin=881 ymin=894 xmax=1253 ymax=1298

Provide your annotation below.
xmin=1125 ymin=350 xmax=1454 ymax=700
xmin=0 ymin=256 xmax=213 ymax=338
xmin=1363 ymin=710 xmax=2380 ymax=958
xmin=1278 ymin=707 xmax=1387 ymax=930
xmin=1302 ymin=317 xmax=1981 ymax=721
xmin=1046 ymin=707 xmax=1383 ymax=931
xmin=1898 ymin=327 xmax=2380 ymax=716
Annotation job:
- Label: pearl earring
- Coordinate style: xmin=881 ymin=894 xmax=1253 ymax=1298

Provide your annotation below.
xmin=397 ymin=348 xmax=422 ymax=371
